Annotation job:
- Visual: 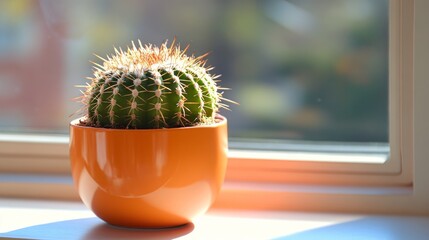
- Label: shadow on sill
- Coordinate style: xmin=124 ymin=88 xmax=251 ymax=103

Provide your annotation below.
xmin=0 ymin=217 xmax=194 ymax=240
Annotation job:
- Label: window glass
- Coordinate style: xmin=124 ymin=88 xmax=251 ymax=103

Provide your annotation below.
xmin=0 ymin=0 xmax=388 ymax=143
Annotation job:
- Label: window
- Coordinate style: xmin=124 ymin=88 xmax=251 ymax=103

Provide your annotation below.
xmin=1 ymin=0 xmax=389 ymax=141
xmin=0 ymin=0 xmax=426 ymax=214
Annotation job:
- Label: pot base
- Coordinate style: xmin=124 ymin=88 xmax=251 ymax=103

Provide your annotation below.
xmin=106 ymin=221 xmax=191 ymax=230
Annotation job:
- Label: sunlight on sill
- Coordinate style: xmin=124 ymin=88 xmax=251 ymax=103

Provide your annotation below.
xmin=1 ymin=198 xmax=429 ymax=240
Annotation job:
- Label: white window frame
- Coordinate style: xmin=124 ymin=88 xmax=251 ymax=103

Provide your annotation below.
xmin=1 ymin=0 xmax=429 ymax=215
xmin=223 ymin=0 xmax=414 ymax=187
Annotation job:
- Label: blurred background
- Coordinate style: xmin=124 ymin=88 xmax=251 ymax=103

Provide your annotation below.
xmin=0 ymin=0 xmax=388 ymax=143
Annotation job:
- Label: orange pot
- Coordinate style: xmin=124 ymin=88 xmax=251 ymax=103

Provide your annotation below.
xmin=69 ymin=116 xmax=228 ymax=228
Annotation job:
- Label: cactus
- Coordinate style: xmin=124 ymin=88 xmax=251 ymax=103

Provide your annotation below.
xmin=79 ymin=40 xmax=229 ymax=129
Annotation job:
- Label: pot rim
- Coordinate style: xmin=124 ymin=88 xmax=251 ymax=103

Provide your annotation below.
xmin=70 ymin=114 xmax=227 ymax=132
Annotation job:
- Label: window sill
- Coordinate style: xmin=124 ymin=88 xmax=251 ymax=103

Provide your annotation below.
xmin=0 ymin=172 xmax=416 ymax=215
xmin=1 ymin=198 xmax=429 ymax=240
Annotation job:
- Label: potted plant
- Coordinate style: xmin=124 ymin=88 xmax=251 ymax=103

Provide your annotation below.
xmin=69 ymin=40 xmax=231 ymax=228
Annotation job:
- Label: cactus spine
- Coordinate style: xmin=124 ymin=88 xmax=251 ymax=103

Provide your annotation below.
xmin=80 ymin=40 xmax=225 ymax=129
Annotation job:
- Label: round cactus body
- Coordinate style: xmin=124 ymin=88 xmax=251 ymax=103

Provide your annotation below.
xmin=80 ymin=40 xmax=226 ymax=129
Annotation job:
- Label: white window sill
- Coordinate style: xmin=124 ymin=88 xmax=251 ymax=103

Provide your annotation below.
xmin=1 ymin=198 xmax=429 ymax=240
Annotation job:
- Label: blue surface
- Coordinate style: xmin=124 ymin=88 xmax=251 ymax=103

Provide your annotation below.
xmin=273 ymin=216 xmax=429 ymax=240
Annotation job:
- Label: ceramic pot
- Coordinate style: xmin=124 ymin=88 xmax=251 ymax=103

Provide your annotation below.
xmin=69 ymin=116 xmax=228 ymax=228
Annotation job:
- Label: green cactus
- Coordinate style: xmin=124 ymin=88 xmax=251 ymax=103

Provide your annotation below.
xmin=79 ymin=40 xmax=228 ymax=129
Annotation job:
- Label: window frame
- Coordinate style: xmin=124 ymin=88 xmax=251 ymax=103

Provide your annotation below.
xmin=1 ymin=0 xmax=428 ymax=215
xmin=226 ymin=0 xmax=414 ymax=187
